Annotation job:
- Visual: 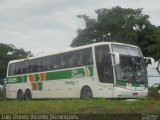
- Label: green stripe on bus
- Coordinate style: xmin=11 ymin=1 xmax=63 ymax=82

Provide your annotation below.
xmin=16 ymin=75 xmax=27 ymax=83
xmin=34 ymin=74 xmax=40 ymax=82
xmin=37 ymin=82 xmax=42 ymax=90
xmin=46 ymin=70 xmax=72 ymax=80
xmin=23 ymin=75 xmax=27 ymax=82
xmin=89 ymin=67 xmax=93 ymax=76
xmin=7 ymin=66 xmax=93 ymax=84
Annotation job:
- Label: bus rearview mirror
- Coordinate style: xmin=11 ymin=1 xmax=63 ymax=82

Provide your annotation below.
xmin=144 ymin=57 xmax=155 ymax=68
xmin=110 ymin=52 xmax=120 ymax=65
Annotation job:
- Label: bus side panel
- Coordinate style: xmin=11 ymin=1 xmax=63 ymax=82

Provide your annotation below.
xmin=6 ymin=83 xmax=32 ymax=99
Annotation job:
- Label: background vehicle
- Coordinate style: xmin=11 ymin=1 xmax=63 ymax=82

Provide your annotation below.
xmin=6 ymin=42 xmax=148 ymax=100
xmin=144 ymin=57 xmax=160 ymax=87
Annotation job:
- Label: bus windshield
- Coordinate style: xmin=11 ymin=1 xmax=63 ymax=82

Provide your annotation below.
xmin=112 ymin=44 xmax=147 ymax=83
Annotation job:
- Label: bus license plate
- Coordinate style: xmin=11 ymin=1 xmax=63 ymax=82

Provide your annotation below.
xmin=132 ymin=93 xmax=138 ymax=96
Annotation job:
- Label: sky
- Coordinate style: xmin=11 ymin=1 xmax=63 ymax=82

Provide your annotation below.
xmin=0 ymin=0 xmax=160 ymax=55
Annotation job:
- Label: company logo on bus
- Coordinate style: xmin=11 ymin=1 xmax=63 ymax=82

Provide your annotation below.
xmin=8 ymin=78 xmax=17 ymax=83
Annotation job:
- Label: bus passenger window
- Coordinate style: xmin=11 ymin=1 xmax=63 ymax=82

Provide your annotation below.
xmin=76 ymin=52 xmax=83 ymax=66
xmin=68 ymin=55 xmax=75 ymax=67
xmin=18 ymin=68 xmax=22 ymax=74
xmin=60 ymin=55 xmax=67 ymax=68
xmin=53 ymin=64 xmax=59 ymax=69
xmin=46 ymin=55 xmax=60 ymax=70
xmin=75 ymin=48 xmax=93 ymax=67
xmin=8 ymin=64 xmax=15 ymax=76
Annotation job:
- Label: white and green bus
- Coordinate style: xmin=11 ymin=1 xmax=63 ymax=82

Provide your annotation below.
xmin=6 ymin=42 xmax=148 ymax=100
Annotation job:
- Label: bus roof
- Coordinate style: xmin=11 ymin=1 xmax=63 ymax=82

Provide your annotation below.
xmin=8 ymin=42 xmax=139 ymax=64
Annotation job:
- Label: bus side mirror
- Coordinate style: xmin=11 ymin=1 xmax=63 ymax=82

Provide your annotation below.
xmin=0 ymin=85 xmax=3 ymax=91
xmin=3 ymin=78 xmax=7 ymax=87
xmin=144 ymin=57 xmax=155 ymax=68
xmin=110 ymin=52 xmax=120 ymax=65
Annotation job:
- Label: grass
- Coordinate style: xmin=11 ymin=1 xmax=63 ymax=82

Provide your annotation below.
xmin=0 ymin=98 xmax=160 ymax=114
xmin=0 ymin=87 xmax=160 ymax=114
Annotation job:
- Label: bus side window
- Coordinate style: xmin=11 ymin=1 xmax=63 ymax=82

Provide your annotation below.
xmin=46 ymin=56 xmax=51 ymax=71
xmin=52 ymin=55 xmax=60 ymax=70
xmin=68 ymin=53 xmax=76 ymax=68
xmin=76 ymin=48 xmax=93 ymax=67
xmin=28 ymin=60 xmax=34 ymax=73
xmin=37 ymin=58 xmax=45 ymax=72
xmin=46 ymin=55 xmax=60 ymax=71
xmin=21 ymin=62 xmax=24 ymax=74
xmin=88 ymin=54 xmax=93 ymax=65
xmin=82 ymin=48 xmax=93 ymax=65
xmin=76 ymin=52 xmax=83 ymax=66
xmin=60 ymin=52 xmax=76 ymax=69
xmin=33 ymin=59 xmax=38 ymax=72
xmin=14 ymin=63 xmax=19 ymax=75
xmin=18 ymin=67 xmax=22 ymax=74
xmin=8 ymin=63 xmax=15 ymax=76
xmin=24 ymin=62 xmax=29 ymax=74
xmin=60 ymin=54 xmax=67 ymax=69
xmin=43 ymin=57 xmax=47 ymax=71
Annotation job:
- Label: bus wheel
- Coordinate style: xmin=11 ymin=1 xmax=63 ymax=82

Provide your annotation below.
xmin=80 ymin=86 xmax=93 ymax=99
xmin=24 ymin=89 xmax=32 ymax=100
xmin=17 ymin=89 xmax=24 ymax=100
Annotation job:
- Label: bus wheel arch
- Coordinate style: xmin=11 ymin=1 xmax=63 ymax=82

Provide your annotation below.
xmin=80 ymin=85 xmax=93 ymax=99
xmin=17 ymin=89 xmax=24 ymax=100
xmin=24 ymin=88 xmax=32 ymax=100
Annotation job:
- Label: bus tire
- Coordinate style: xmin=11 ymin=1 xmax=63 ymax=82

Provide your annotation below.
xmin=24 ymin=89 xmax=32 ymax=100
xmin=17 ymin=89 xmax=24 ymax=100
xmin=80 ymin=86 xmax=93 ymax=99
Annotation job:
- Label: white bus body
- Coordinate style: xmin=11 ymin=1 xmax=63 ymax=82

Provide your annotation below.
xmin=6 ymin=42 xmax=148 ymax=100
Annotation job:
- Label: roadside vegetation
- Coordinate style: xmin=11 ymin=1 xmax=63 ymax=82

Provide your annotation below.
xmin=0 ymin=87 xmax=160 ymax=114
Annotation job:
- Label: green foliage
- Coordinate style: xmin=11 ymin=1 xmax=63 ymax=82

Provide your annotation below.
xmin=0 ymin=91 xmax=3 ymax=98
xmin=0 ymin=43 xmax=32 ymax=84
xmin=0 ymin=91 xmax=4 ymax=100
xmin=148 ymin=86 xmax=160 ymax=100
xmin=71 ymin=6 xmax=160 ymax=60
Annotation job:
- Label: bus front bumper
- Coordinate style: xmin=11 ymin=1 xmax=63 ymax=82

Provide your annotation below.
xmin=113 ymin=87 xmax=148 ymax=98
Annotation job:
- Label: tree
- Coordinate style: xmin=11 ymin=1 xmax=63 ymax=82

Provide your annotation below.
xmin=0 ymin=43 xmax=32 ymax=84
xmin=71 ymin=6 xmax=160 ymax=60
